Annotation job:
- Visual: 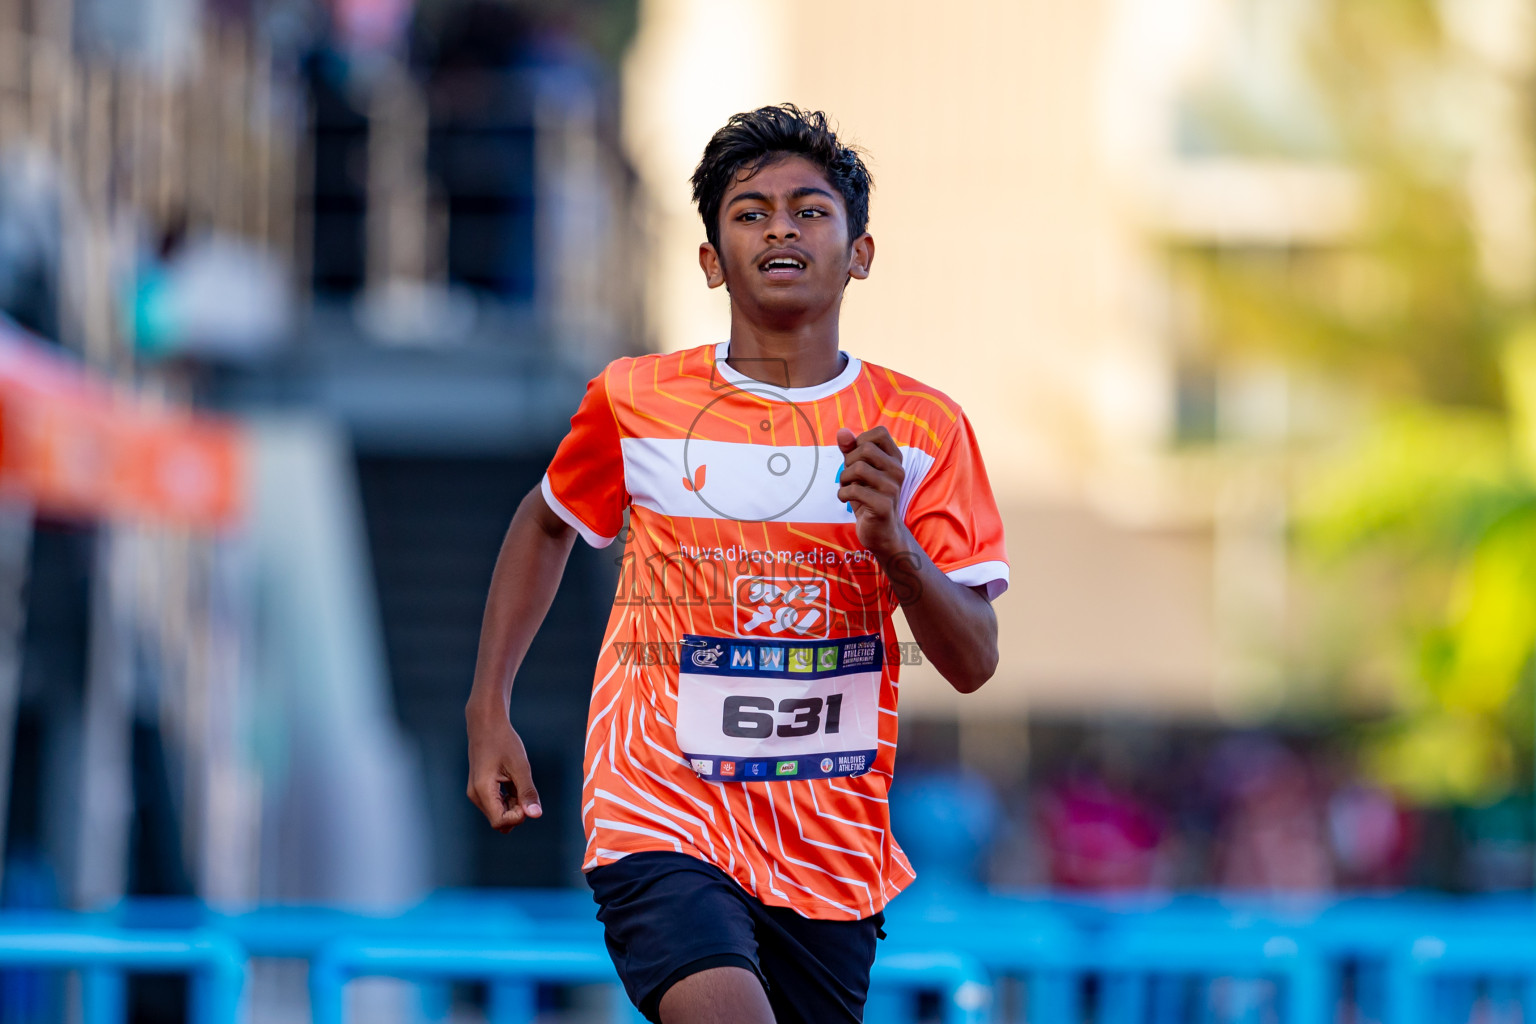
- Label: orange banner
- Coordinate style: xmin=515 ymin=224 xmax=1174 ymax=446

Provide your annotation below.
xmin=0 ymin=323 xmax=244 ymax=528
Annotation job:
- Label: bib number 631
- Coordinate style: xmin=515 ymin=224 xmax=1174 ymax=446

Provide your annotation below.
xmin=722 ymin=694 xmax=844 ymax=739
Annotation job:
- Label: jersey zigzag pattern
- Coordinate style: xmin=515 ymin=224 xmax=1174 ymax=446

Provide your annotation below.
xmin=541 ymin=341 xmax=1009 ymax=920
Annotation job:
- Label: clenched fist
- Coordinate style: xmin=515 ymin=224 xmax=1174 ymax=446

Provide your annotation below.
xmin=466 ymin=709 xmax=543 ymax=833
xmin=836 ymin=425 xmax=907 ymax=557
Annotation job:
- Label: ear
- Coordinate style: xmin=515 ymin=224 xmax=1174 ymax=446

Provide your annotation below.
xmin=847 ymin=233 xmax=875 ymax=281
xmin=699 ymin=242 xmax=727 ymax=289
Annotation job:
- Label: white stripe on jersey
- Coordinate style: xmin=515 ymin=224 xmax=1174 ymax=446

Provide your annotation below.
xmin=620 ymin=438 xmax=934 ymax=524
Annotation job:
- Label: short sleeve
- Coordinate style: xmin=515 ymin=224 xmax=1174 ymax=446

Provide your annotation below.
xmin=902 ymin=411 xmax=1010 ymax=599
xmin=540 ymin=365 xmax=629 ymax=548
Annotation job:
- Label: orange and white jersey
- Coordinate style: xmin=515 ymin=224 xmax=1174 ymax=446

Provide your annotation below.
xmin=540 ymin=342 xmax=1008 ymax=920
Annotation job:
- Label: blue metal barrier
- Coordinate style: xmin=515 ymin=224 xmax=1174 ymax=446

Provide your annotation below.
xmin=1027 ymin=890 xmax=1536 ymax=1024
xmin=1312 ymin=895 xmax=1536 ymax=1023
xmin=868 ymin=949 xmax=994 ymax=1024
xmin=884 ymin=880 xmax=1081 ymax=1024
xmin=107 ymin=897 xmax=536 ymax=956
xmin=48 ymin=889 xmax=1536 ymax=1023
xmin=309 ymin=934 xmax=643 ymax=1024
xmin=0 ymin=920 xmax=246 ymax=1024
xmin=1093 ymin=921 xmax=1327 ymax=1024
xmin=106 ymin=896 xmax=542 ymax=1022
xmin=309 ymin=932 xmax=997 ymax=1024
xmin=1386 ymin=929 xmax=1536 ymax=1024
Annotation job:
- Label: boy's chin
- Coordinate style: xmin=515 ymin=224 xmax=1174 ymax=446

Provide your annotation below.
xmin=732 ymin=285 xmax=836 ymax=321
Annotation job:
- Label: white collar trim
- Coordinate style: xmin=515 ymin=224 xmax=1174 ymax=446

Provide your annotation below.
xmin=712 ymin=341 xmax=863 ymax=403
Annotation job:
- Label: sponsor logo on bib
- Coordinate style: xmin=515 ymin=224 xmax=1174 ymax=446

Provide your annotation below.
xmin=776 ymin=760 xmax=798 ymax=776
xmin=820 ymin=757 xmax=834 ymax=773
xmin=843 ymin=640 xmax=880 ymax=669
xmin=691 ymin=758 xmax=713 ymax=775
xmin=720 ymin=761 xmax=736 ymax=777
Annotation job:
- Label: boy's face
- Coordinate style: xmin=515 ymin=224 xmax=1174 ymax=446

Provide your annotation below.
xmin=699 ymin=154 xmax=874 ymax=323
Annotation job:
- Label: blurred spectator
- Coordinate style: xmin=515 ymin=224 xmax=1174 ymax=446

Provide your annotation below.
xmin=1457 ymin=798 xmax=1534 ymax=893
xmin=333 ymin=0 xmax=413 ymax=57
xmin=1210 ymin=737 xmax=1334 ymax=892
xmin=130 ymin=212 xmax=293 ymax=363
xmin=0 ymin=147 xmax=65 ymax=342
xmin=1037 ymin=775 xmax=1164 ymax=890
xmin=891 ymin=772 xmax=999 ymax=889
xmin=1326 ymin=783 xmax=1417 ymax=888
xmin=417 ymin=0 xmax=537 ymax=80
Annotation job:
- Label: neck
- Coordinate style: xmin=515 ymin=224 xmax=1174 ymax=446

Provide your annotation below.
xmin=723 ymin=304 xmax=846 ymax=389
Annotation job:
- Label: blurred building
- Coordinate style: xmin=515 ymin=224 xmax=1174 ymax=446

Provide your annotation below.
xmin=623 ymin=0 xmax=1351 ymax=729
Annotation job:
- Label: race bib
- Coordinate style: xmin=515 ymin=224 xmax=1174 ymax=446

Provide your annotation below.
xmin=675 ymin=633 xmax=882 ymax=782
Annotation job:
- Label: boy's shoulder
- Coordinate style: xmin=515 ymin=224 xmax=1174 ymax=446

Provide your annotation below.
xmin=593 ymin=344 xmax=714 ymax=392
xmin=859 ymin=357 xmax=961 ymax=414
xmin=857 ymin=357 xmax=965 ymax=451
xmin=602 ymin=343 xmax=713 ymax=371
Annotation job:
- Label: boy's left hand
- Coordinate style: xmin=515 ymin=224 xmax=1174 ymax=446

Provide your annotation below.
xmin=836 ymin=426 xmax=908 ymax=556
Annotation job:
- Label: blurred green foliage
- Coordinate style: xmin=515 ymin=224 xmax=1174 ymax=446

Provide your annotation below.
xmin=1175 ymin=0 xmax=1536 ymax=805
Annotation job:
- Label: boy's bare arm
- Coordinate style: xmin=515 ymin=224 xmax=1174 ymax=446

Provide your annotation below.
xmin=882 ymin=551 xmax=998 ymax=694
xmin=465 ymin=484 xmax=579 ymax=832
xmin=836 ymin=426 xmax=1000 ymax=694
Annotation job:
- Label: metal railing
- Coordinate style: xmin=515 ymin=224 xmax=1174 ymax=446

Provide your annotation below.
xmin=0 ymin=919 xmax=245 ymax=1024
xmin=3 ymin=889 xmax=1536 ymax=1022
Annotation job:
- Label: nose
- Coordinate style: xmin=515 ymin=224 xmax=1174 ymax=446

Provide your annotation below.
xmin=764 ymin=209 xmax=799 ymax=242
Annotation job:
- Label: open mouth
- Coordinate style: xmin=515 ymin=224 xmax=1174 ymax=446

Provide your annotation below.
xmin=759 ymin=252 xmax=808 ymax=278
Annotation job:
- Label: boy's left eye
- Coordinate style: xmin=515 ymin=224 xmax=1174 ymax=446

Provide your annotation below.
xmin=797 ymin=208 xmax=825 ymax=218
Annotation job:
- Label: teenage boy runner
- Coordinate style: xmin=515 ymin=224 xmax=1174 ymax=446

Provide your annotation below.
xmin=466 ymin=104 xmax=1009 ymax=1024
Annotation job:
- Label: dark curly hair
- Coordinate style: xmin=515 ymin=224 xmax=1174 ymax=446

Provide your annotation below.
xmin=690 ymin=104 xmax=873 ymax=254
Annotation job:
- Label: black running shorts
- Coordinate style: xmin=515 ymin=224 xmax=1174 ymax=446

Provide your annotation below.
xmin=585 ymin=851 xmax=885 ymax=1023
